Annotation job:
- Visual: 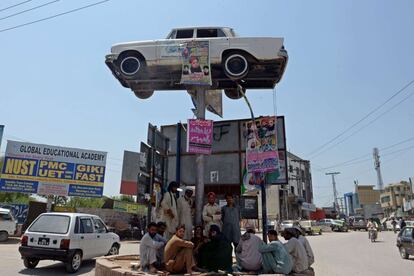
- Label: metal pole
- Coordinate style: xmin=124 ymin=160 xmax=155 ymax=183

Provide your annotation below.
xmin=261 ymin=183 xmax=268 ymax=243
xmin=148 ymin=130 xmax=156 ymax=224
xmin=46 ymin=195 xmax=53 ymax=212
xmin=195 ymin=88 xmax=206 ymax=226
xmin=176 ymin=123 xmax=182 ymax=183
xmin=326 ymin=172 xmax=340 ymax=213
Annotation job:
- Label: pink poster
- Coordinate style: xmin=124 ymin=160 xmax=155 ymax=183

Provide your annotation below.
xmin=187 ymin=119 xmax=213 ymax=155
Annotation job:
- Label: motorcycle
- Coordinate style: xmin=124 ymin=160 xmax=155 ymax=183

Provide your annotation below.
xmin=369 ymin=228 xmax=378 ymax=242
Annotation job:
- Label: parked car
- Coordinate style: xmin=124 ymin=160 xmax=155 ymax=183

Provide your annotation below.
xmin=405 ymin=220 xmax=414 ymax=227
xmin=299 ymin=220 xmax=322 ymax=235
xmin=396 ymin=226 xmax=414 ymax=259
xmin=280 ymin=220 xmax=295 ymax=231
xmin=19 ymin=213 xmax=120 ymax=273
xmin=318 ymin=218 xmax=334 ymax=228
xmin=105 ymin=26 xmax=288 ymax=99
xmin=332 ymin=220 xmax=349 ymax=232
xmin=351 ymin=216 xmax=367 ymax=231
xmin=0 ymin=207 xmax=17 ymax=242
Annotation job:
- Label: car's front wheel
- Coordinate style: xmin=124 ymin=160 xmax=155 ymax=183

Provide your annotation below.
xmin=399 ymin=247 xmax=409 ymax=259
xmin=107 ymin=243 xmax=120 ymax=256
xmin=223 ymin=53 xmax=249 ymax=80
xmin=23 ymin=257 xmax=39 ymax=269
xmin=117 ymin=51 xmax=146 ymax=79
xmin=66 ymin=251 xmax=82 ymax=273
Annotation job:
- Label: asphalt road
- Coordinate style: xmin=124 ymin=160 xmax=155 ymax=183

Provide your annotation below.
xmin=0 ymin=231 xmax=412 ymax=275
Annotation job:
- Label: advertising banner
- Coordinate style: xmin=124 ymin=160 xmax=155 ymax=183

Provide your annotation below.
xmin=180 ymin=41 xmax=212 ymax=85
xmin=187 ymin=119 xmax=214 ymax=155
xmin=120 ymin=151 xmax=147 ymax=197
xmin=246 ymin=116 xmax=279 ymax=173
xmin=0 ymin=141 xmax=106 ymax=197
xmin=113 ymin=200 xmax=147 ymax=215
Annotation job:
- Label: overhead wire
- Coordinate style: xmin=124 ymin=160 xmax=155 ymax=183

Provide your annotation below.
xmin=306 ymin=79 xmax=414 ymax=158
xmin=0 ymin=0 xmax=33 ymax=13
xmin=0 ymin=0 xmax=110 ymax=33
xmin=0 ymin=0 xmax=60 ymax=21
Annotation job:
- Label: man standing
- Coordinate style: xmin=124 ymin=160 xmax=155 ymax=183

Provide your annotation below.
xmin=259 ymin=230 xmax=293 ymax=275
xmin=202 ymin=192 xmax=222 ymax=235
xmin=177 ymin=188 xmax=194 ymax=240
xmin=140 ymin=223 xmax=166 ymax=273
xmin=160 ymin=181 xmax=179 ymax=239
xmin=164 ymin=225 xmax=197 ymax=274
xmin=221 ymin=193 xmax=241 ymax=248
xmin=235 ymin=226 xmax=262 ymax=271
xmin=282 ymin=228 xmax=312 ymax=275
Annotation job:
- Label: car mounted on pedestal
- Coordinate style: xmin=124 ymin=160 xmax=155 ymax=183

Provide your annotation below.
xmin=105 ymin=27 xmax=288 ymax=99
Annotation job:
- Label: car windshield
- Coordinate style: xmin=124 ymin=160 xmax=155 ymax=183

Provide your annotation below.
xmin=29 ymin=215 xmax=70 ymax=234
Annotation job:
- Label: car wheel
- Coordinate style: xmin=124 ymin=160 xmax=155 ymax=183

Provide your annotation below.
xmin=66 ymin=251 xmax=82 ymax=273
xmin=400 ymin=247 xmax=409 ymax=259
xmin=118 ymin=52 xmax=145 ymax=78
xmin=224 ymin=87 xmax=246 ymax=100
xmin=223 ymin=53 xmax=249 ymax=79
xmin=0 ymin=231 xmax=8 ymax=242
xmin=107 ymin=243 xmax=120 ymax=256
xmin=23 ymin=257 xmax=39 ymax=269
xmin=133 ymin=90 xmax=154 ymax=99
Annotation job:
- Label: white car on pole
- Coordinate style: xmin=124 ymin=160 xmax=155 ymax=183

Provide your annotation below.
xmin=105 ymin=26 xmax=288 ymax=99
xmin=19 ymin=213 xmax=120 ymax=273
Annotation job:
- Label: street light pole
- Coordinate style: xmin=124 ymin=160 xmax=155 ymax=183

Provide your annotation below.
xmin=194 ymin=88 xmax=206 ymax=226
xmin=326 ymin=172 xmax=341 ymax=213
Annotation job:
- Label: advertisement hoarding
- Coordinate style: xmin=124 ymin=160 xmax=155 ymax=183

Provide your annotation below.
xmin=0 ymin=141 xmax=106 ymax=197
xmin=187 ymin=119 xmax=214 ymax=155
xmin=180 ymin=41 xmax=212 ymax=85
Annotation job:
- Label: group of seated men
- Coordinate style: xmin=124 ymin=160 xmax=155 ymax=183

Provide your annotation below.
xmin=140 ymin=221 xmax=314 ymax=275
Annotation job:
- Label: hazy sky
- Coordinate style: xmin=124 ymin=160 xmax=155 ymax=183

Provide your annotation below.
xmin=1 ymin=0 xmax=414 ymax=207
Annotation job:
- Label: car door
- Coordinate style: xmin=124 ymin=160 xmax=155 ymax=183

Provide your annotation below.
xmin=92 ymin=217 xmax=112 ymax=256
xmin=73 ymin=216 xmax=98 ymax=259
xmin=400 ymin=228 xmax=412 ymax=254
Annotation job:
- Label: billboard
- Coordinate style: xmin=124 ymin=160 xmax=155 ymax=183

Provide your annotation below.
xmin=119 ymin=150 xmax=148 ymax=198
xmin=0 ymin=141 xmax=107 ymax=197
xmin=187 ymin=119 xmax=214 ymax=155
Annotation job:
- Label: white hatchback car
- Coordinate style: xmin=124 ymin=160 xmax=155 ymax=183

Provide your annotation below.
xmin=0 ymin=207 xmax=17 ymax=242
xmin=19 ymin=212 xmax=120 ymax=273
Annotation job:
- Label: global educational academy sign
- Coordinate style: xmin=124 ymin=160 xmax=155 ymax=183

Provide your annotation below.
xmin=0 ymin=141 xmax=107 ymax=198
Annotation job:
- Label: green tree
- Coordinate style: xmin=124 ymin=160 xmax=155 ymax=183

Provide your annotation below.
xmin=0 ymin=192 xmax=34 ymax=204
xmin=66 ymin=197 xmax=105 ymax=208
xmin=111 ymin=195 xmax=135 ymax=203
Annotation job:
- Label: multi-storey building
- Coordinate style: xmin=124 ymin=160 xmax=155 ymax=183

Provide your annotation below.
xmin=380 ymin=181 xmax=413 ymax=217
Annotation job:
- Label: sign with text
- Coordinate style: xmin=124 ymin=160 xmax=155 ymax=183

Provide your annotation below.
xmin=187 ymin=119 xmax=213 ymax=155
xmin=246 ymin=116 xmax=279 ymax=173
xmin=0 ymin=141 xmax=107 ymax=197
xmin=180 ymin=41 xmax=212 ymax=85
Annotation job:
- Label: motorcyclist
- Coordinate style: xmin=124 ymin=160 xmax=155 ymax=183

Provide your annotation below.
xmin=367 ymin=219 xmax=378 ymax=241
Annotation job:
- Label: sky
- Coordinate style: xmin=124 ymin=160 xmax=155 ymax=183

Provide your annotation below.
xmin=1 ymin=0 xmax=414 ymax=207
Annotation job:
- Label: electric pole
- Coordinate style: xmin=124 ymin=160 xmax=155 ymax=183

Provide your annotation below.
xmin=326 ymin=172 xmax=340 ymax=213
xmin=373 ymin=148 xmax=384 ymax=191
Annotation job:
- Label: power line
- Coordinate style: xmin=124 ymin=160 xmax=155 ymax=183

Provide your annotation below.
xmin=0 ymin=0 xmax=110 ymax=34
xmin=0 ymin=0 xmax=60 ymax=21
xmin=0 ymin=0 xmax=34 ymax=13
xmin=307 ymin=79 xmax=414 ymax=158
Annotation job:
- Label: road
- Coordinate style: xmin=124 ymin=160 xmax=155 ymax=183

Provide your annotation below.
xmin=0 ymin=231 xmax=412 ymax=275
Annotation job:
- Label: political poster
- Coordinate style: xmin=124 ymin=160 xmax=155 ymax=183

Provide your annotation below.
xmin=180 ymin=41 xmax=212 ymax=85
xmin=246 ymin=116 xmax=279 ymax=173
xmin=187 ymin=119 xmax=214 ymax=155
xmin=0 ymin=141 xmax=107 ymax=197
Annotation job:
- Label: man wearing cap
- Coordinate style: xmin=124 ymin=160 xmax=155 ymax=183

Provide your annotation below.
xmin=161 ymin=181 xmax=179 ymax=239
xmin=177 ymin=188 xmax=194 ymax=240
xmin=282 ymin=228 xmax=312 ymax=275
xmin=202 ymin=192 xmax=222 ymax=235
xmin=234 ymin=226 xmax=262 ymax=272
xmin=293 ymin=226 xmax=314 ymax=266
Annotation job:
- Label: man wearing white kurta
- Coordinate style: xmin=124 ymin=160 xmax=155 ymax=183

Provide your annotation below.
xmin=161 ymin=181 xmax=179 ymax=240
xmin=202 ymin=192 xmax=222 ymax=236
xmin=177 ymin=189 xmax=194 ymax=240
xmin=140 ymin=223 xmax=166 ymax=273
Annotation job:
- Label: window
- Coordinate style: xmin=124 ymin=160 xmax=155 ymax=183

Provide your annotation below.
xmin=291 ymin=186 xmax=295 ymax=194
xmin=403 ymin=228 xmax=413 ymax=238
xmin=79 ymin=218 xmax=94 ymax=234
xmin=29 ymin=215 xmax=70 ymax=234
xmin=0 ymin=213 xmax=12 ymax=221
xmin=166 ymin=30 xmax=176 ymax=39
xmin=196 ymin=28 xmax=226 ymax=38
xmin=176 ymin=29 xmax=194 ymax=39
xmin=93 ymin=218 xmax=107 ymax=233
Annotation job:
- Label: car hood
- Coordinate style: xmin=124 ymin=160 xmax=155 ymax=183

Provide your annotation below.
xmin=111 ymin=39 xmax=156 ymax=53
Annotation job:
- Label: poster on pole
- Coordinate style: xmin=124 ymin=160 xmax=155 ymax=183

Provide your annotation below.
xmin=0 ymin=141 xmax=107 ymax=197
xmin=246 ymin=116 xmax=279 ymax=173
xmin=186 ymin=119 xmax=213 ymax=155
xmin=180 ymin=41 xmax=212 ymax=85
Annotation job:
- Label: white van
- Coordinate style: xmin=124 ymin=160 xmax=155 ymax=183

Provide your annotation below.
xmin=0 ymin=207 xmax=17 ymax=242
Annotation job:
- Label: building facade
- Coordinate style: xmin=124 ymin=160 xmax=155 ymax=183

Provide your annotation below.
xmin=380 ymin=181 xmax=413 ymax=217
